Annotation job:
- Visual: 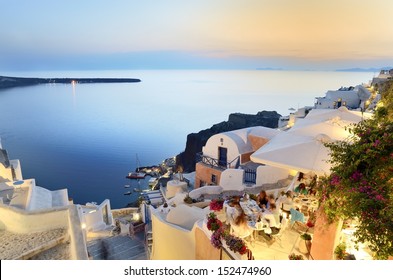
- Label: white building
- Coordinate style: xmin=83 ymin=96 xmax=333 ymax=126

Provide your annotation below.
xmin=314 ymin=85 xmax=371 ymax=110
xmin=195 ymin=126 xmax=286 ymax=189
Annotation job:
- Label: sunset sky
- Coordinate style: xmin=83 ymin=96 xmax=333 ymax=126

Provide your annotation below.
xmin=1 ymin=0 xmax=393 ymax=70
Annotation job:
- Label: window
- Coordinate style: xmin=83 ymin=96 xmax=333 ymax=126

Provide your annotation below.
xmin=211 ymin=174 xmax=216 ymax=183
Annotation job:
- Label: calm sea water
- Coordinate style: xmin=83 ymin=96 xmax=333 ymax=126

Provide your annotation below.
xmin=0 ymin=70 xmax=374 ymax=208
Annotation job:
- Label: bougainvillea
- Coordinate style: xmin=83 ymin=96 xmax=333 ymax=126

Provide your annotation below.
xmin=209 ymin=199 xmax=224 ymax=211
xmin=318 ymin=80 xmax=393 ymax=259
xmin=206 ymin=212 xmax=249 ymax=255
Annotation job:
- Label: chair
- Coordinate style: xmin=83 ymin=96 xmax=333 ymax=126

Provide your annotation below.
xmin=282 ymin=202 xmax=293 ymax=218
xmin=289 ymin=208 xmax=305 ymax=226
xmin=230 ymin=221 xmax=255 ymax=247
xmin=230 ymin=221 xmax=253 ymax=239
xmin=253 ymin=220 xmax=270 ymax=241
xmin=270 ymin=216 xmax=288 ymax=247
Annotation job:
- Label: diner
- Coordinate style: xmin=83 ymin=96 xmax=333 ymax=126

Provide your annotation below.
xmin=294 ymin=183 xmax=308 ymax=195
xmin=230 ymin=208 xmax=254 ymax=239
xmin=256 ymin=190 xmax=268 ymax=209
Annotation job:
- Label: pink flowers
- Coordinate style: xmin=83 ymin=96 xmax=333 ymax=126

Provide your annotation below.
xmin=210 ymin=229 xmax=223 ymax=249
xmin=330 ymin=175 xmax=341 ymax=186
xmin=206 ymin=212 xmax=222 ymax=231
xmin=206 ymin=211 xmax=249 ymax=255
xmin=306 ymin=220 xmax=314 ymax=228
xmin=209 ymin=199 xmax=224 ymax=211
xmin=373 ymin=139 xmax=381 ymax=147
xmin=350 ymin=170 xmax=362 ymax=182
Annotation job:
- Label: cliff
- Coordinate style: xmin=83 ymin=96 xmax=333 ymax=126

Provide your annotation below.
xmin=176 ymin=110 xmax=281 ymax=172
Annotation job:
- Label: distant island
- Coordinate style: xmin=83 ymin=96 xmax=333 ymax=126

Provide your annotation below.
xmin=256 ymin=67 xmax=284 ymax=71
xmin=335 ymin=67 xmax=393 ymax=72
xmin=0 ymin=75 xmax=141 ymax=89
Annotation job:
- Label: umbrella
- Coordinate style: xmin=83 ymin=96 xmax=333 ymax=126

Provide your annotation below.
xmin=250 ymin=133 xmax=332 ymax=176
xmin=303 ymin=107 xmax=371 ymax=124
xmin=289 ymin=107 xmax=373 ymax=141
xmin=289 ymin=118 xmax=353 ymax=141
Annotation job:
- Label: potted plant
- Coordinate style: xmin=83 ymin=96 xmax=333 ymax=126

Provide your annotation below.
xmin=183 ymin=194 xmax=193 ymax=204
xmin=300 ymin=233 xmax=312 ymax=241
xmin=288 ymin=253 xmax=304 ymax=260
xmin=209 ymin=198 xmax=224 ymax=211
xmin=334 ymin=242 xmax=347 ymax=260
xmin=299 ymin=233 xmax=312 ymax=254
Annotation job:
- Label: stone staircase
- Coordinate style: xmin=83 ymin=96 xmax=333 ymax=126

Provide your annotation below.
xmin=87 ymin=232 xmax=148 ymax=260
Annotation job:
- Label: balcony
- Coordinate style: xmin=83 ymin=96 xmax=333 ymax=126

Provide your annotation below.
xmin=195 ymin=152 xmax=240 ymax=171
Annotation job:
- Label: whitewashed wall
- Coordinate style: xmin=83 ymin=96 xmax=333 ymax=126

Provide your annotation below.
xmin=256 ymin=165 xmax=290 ymax=186
xmin=150 ymin=206 xmax=198 ymax=260
xmin=202 ymin=133 xmax=242 ymax=165
xmin=0 ymin=205 xmax=69 ymax=233
xmin=219 ymin=169 xmax=245 ymax=191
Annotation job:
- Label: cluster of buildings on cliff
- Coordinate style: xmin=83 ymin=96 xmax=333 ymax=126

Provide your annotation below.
xmin=0 ymin=69 xmax=391 ymax=260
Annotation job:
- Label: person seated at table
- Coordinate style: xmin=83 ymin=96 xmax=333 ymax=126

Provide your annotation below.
xmin=264 ymin=203 xmax=280 ymax=229
xmin=297 ymin=172 xmax=306 ymax=183
xmin=281 ymin=191 xmax=294 ymax=217
xmin=275 ymin=191 xmax=286 ymax=209
xmin=230 ymin=208 xmax=254 ymax=239
xmin=266 ymin=194 xmax=276 ymax=209
xmin=225 ymin=198 xmax=242 ymax=225
xmin=257 ymin=190 xmax=269 ymax=209
xmin=307 ymin=175 xmax=318 ymax=196
xmin=294 ymin=183 xmax=308 ymax=195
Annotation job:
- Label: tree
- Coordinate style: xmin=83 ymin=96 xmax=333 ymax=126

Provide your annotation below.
xmin=318 ymin=80 xmax=393 ymax=259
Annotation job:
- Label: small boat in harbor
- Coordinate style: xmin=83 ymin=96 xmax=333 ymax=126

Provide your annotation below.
xmin=124 ymin=184 xmax=131 ymax=188
xmin=133 ymin=188 xmax=142 ymax=192
xmin=126 ymin=172 xmax=146 ymax=179
xmin=126 ymin=154 xmax=146 ymax=179
xmin=124 ymin=191 xmax=132 ymax=195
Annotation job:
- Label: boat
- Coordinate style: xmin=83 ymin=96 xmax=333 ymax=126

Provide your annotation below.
xmin=134 ymin=188 xmax=142 ymax=192
xmin=124 ymin=184 xmax=131 ymax=188
xmin=126 ymin=172 xmax=146 ymax=179
xmin=126 ymin=154 xmax=146 ymax=179
xmin=148 ymin=177 xmax=158 ymax=186
xmin=124 ymin=191 xmax=132 ymax=195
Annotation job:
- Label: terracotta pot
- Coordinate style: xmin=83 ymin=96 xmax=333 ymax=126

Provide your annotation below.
xmin=299 ymin=240 xmax=312 ymax=254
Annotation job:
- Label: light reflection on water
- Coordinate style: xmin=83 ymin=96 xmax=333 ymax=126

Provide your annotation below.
xmin=0 ymin=70 xmax=373 ymax=208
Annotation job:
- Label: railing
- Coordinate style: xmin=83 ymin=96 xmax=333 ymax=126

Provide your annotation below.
xmin=196 ymin=152 xmax=240 ymax=170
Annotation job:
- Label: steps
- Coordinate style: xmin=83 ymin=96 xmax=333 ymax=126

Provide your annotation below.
xmin=87 ymin=233 xmax=148 ymax=260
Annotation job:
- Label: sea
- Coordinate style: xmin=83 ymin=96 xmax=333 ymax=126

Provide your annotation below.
xmin=0 ymin=70 xmax=375 ymax=209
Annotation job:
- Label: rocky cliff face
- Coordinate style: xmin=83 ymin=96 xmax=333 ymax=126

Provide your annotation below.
xmin=176 ymin=110 xmax=281 ymax=172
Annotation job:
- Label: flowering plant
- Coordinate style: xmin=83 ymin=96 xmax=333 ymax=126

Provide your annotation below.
xmin=209 ymin=199 xmax=224 ymax=211
xmin=205 ymin=212 xmax=249 ymax=255
xmin=183 ymin=194 xmax=193 ymax=204
xmin=223 ymin=234 xmax=248 ymax=255
xmin=206 ymin=212 xmax=222 ymax=232
xmin=317 ymin=80 xmax=393 ymax=259
xmin=288 ymin=253 xmax=304 ymax=260
xmin=306 ymin=220 xmax=314 ymax=228
xmin=210 ymin=228 xmax=223 ymax=249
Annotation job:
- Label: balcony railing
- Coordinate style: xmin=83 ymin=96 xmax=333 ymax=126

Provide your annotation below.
xmin=196 ymin=152 xmax=240 ymax=170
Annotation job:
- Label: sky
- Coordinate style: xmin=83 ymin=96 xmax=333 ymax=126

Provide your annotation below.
xmin=1 ymin=0 xmax=393 ymax=71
